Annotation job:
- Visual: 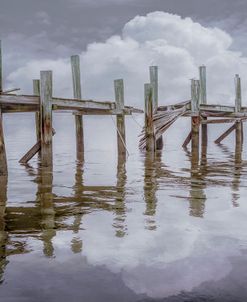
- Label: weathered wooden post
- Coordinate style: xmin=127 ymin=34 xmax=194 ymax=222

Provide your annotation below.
xmin=149 ymin=66 xmax=163 ymax=150
xmin=191 ymin=79 xmax=200 ymax=168
xmin=33 ymin=79 xmax=41 ymax=143
xmin=235 ymin=74 xmax=243 ymax=146
xmin=199 ymin=67 xmax=207 ymax=138
xmin=0 ymin=40 xmax=7 ymax=176
xmin=0 ymin=40 xmax=2 ymax=93
xmin=114 ymin=79 xmax=126 ymax=158
xmin=145 ymin=83 xmax=155 ymax=152
xmin=0 ymin=173 xmax=7 ymax=263
xmin=71 ymin=55 xmax=84 ymax=161
xmin=40 ymin=71 xmax=53 ymax=167
xmin=199 ymin=66 xmax=207 ymax=164
xmin=0 ymin=108 xmax=7 ymax=176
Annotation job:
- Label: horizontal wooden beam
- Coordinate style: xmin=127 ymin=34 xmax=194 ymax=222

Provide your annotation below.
xmin=2 ymin=105 xmax=38 ymax=113
xmin=0 ymin=94 xmax=39 ymax=105
xmin=0 ymin=94 xmax=143 ymax=114
xmin=199 ymin=104 xmax=235 ymax=113
xmin=73 ymin=107 xmax=143 ymax=116
xmin=201 ymin=117 xmax=247 ymax=124
xmin=52 ymin=97 xmax=115 ymax=110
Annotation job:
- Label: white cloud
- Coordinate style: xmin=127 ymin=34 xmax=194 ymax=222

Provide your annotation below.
xmin=7 ymin=11 xmax=247 ymax=107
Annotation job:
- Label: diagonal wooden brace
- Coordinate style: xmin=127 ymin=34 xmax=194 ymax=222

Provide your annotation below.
xmin=19 ymin=128 xmax=56 ymax=164
xmin=214 ymin=124 xmax=236 ymax=144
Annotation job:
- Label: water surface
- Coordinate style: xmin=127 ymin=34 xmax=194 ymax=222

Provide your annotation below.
xmin=0 ymin=113 xmax=247 ymax=301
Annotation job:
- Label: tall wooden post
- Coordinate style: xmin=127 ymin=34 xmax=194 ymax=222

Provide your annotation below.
xmin=191 ymin=79 xmax=200 ymax=169
xmin=114 ymin=79 xmax=126 ymax=158
xmin=199 ymin=66 xmax=207 ymax=164
xmin=71 ymin=55 xmax=84 ymax=161
xmin=149 ymin=66 xmax=163 ymax=150
xmin=33 ymin=79 xmax=41 ymax=142
xmin=0 ymin=41 xmax=7 ymax=176
xmin=0 ymin=108 xmax=7 ymax=176
xmin=145 ymin=83 xmax=155 ymax=152
xmin=40 ymin=71 xmax=53 ymax=167
xmin=0 ymin=40 xmax=2 ymax=93
xmin=235 ymin=74 xmax=242 ymax=113
xmin=235 ymin=74 xmax=243 ymax=146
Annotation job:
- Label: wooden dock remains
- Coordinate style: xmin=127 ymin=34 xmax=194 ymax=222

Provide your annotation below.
xmin=0 ymin=39 xmax=246 ymax=176
xmin=0 ymin=41 xmax=143 ymax=175
xmin=140 ymin=62 xmax=246 ymax=163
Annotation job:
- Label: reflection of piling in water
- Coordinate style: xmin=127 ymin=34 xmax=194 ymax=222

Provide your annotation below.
xmin=113 ymin=156 xmax=127 ymax=237
xmin=0 ymin=175 xmax=7 ymax=282
xmin=189 ymin=155 xmax=206 ymax=218
xmin=36 ymin=165 xmax=56 ymax=257
xmin=232 ymin=124 xmax=243 ymax=207
xmin=143 ymin=152 xmax=159 ymax=230
xmin=71 ymin=161 xmax=84 ymax=253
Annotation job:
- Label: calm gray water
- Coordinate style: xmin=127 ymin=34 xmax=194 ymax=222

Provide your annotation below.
xmin=0 ymin=112 xmax=247 ymax=302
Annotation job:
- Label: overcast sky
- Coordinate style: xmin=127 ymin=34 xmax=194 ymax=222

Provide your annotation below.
xmin=1 ymin=0 xmax=247 ymax=106
xmin=1 ymin=0 xmax=247 ymax=59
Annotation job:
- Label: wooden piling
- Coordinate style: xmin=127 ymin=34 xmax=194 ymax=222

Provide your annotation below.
xmin=33 ymin=79 xmax=41 ymax=142
xmin=144 ymin=83 xmax=155 ymax=152
xmin=0 ymin=108 xmax=7 ymax=176
xmin=0 ymin=40 xmax=2 ymax=93
xmin=114 ymin=79 xmax=126 ymax=157
xmin=71 ymin=55 xmax=84 ymax=161
xmin=0 ymin=42 xmax=7 ymax=175
xmin=235 ymin=74 xmax=242 ymax=113
xmin=199 ymin=66 xmax=207 ymax=163
xmin=40 ymin=71 xmax=53 ymax=167
xmin=191 ymin=79 xmax=200 ymax=166
xmin=199 ymin=66 xmax=207 ymax=105
xmin=235 ymin=74 xmax=243 ymax=145
xmin=149 ymin=66 xmax=163 ymax=150
xmin=199 ymin=66 xmax=208 ymax=145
